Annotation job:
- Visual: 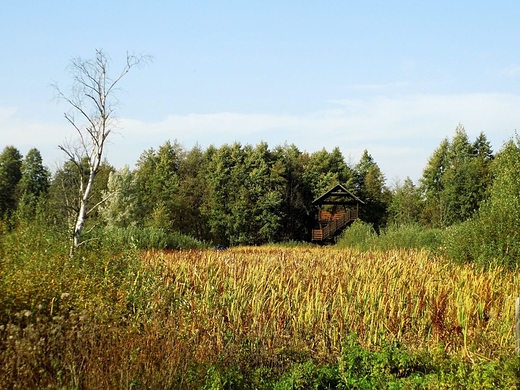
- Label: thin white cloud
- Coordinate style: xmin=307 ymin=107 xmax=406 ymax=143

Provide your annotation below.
xmin=2 ymin=92 xmax=519 ymax=181
xmin=500 ymin=65 xmax=520 ymax=78
xmin=116 ymin=93 xmax=520 ymax=181
xmin=0 ymin=106 xmax=74 ymax=169
xmin=341 ymin=82 xmax=411 ymax=92
xmin=0 ymin=107 xmax=17 ymax=122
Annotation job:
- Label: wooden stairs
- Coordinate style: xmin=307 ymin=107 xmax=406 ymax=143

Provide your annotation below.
xmin=311 ymin=209 xmax=358 ymax=242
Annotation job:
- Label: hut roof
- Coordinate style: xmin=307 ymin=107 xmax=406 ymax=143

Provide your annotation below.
xmin=312 ymin=184 xmax=365 ymax=206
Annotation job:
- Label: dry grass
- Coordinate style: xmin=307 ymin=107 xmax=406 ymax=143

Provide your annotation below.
xmin=143 ymin=247 xmax=517 ymax=358
xmin=1 ymin=246 xmax=518 ymax=388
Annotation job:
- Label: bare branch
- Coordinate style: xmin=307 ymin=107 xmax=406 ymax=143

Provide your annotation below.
xmin=53 ymin=48 xmax=150 ymax=252
xmin=86 ymin=191 xmax=116 ymax=216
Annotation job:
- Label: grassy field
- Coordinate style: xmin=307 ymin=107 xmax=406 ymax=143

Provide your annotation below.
xmin=1 ymin=234 xmax=520 ymax=388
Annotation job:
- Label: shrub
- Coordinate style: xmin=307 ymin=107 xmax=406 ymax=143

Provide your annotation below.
xmin=337 ymin=221 xmax=443 ymax=253
xmin=336 ymin=220 xmax=378 ymax=250
xmin=100 ymin=226 xmax=208 ymax=250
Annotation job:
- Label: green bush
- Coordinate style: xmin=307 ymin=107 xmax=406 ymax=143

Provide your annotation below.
xmin=444 ymin=137 xmax=520 ymax=269
xmin=100 ymin=226 xmax=209 ymax=250
xmin=374 ymin=224 xmax=443 ymax=252
xmin=336 ymin=220 xmax=378 ymax=251
xmin=266 ymin=240 xmax=316 ymax=248
xmin=441 ymin=215 xmax=520 ymax=269
xmin=336 ymin=221 xmax=443 ymax=253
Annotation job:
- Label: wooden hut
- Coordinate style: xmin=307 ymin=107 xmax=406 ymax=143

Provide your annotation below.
xmin=311 ymin=184 xmax=364 ymax=242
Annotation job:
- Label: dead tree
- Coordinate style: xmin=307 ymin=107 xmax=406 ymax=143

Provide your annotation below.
xmin=54 ymin=49 xmax=151 ymax=253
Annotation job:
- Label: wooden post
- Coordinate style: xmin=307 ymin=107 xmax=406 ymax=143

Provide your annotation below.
xmin=515 ymin=297 xmax=520 ymax=355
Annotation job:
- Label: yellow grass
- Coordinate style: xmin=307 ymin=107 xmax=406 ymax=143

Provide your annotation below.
xmin=141 ymin=246 xmax=518 ymax=360
xmin=3 ymin=245 xmax=519 ymax=388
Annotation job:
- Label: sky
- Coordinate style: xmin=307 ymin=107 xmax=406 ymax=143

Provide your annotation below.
xmin=2 ymin=1 xmax=520 ymax=184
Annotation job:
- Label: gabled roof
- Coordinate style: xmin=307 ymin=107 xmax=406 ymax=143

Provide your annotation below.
xmin=312 ymin=184 xmax=365 ymax=206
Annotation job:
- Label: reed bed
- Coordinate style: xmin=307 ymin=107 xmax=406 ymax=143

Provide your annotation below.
xmin=142 ymin=247 xmax=518 ymax=360
xmin=2 ymin=245 xmax=519 ymax=388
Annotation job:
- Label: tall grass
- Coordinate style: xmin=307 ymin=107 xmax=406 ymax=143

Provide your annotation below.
xmin=99 ymin=226 xmax=209 ymax=250
xmin=141 ymin=246 xmax=516 ymax=356
xmin=1 ymin=226 xmax=519 ymax=388
xmin=337 ymin=220 xmax=444 ymax=253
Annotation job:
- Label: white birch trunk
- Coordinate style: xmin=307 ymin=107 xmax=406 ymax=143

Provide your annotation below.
xmin=55 ymin=50 xmax=151 ymax=254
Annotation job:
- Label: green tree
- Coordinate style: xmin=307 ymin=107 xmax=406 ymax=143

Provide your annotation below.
xmin=420 ymin=138 xmax=450 ymax=227
xmin=388 ymin=177 xmax=422 ymax=226
xmin=303 ymin=147 xmax=353 ymax=199
xmin=470 ymin=131 xmax=494 ymax=207
xmin=16 ymin=148 xmax=50 ymax=222
xmin=201 ymin=143 xmax=244 ymax=245
xmin=0 ymin=146 xmax=23 ymax=219
xmin=135 ymin=140 xmax=182 ymax=231
xmin=441 ymin=125 xmax=477 ymax=225
xmin=473 ymin=136 xmax=520 ymax=264
xmin=242 ymin=142 xmax=285 ymax=244
xmin=272 ymin=143 xmax=312 ymax=241
xmin=445 ymin=135 xmax=520 ymax=267
xmin=353 ymin=150 xmax=389 ymax=230
xmin=420 ymin=126 xmax=493 ymax=227
xmin=99 ymin=166 xmax=139 ymax=228
xmin=201 ymin=142 xmax=287 ymax=245
xmin=172 ymin=144 xmax=211 ymax=240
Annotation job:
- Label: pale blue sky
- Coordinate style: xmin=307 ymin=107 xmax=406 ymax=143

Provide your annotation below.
xmin=2 ymin=1 xmax=520 ymax=183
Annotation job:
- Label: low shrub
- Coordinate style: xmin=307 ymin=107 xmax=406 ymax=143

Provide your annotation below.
xmin=100 ymin=226 xmax=209 ymax=250
xmin=336 ymin=220 xmax=378 ymax=250
xmin=336 ymin=221 xmax=443 ymax=253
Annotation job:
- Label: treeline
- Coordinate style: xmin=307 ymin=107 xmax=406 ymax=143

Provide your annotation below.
xmin=2 ymin=124 xmax=520 ymax=265
xmin=0 ymin=140 xmax=387 ymax=246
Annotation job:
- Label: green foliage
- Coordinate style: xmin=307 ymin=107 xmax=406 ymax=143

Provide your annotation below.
xmin=388 ymin=177 xmax=422 ymax=226
xmin=99 ymin=165 xmax=139 ymax=228
xmin=336 ymin=220 xmax=378 ymax=251
xmin=203 ymin=142 xmax=307 ymax=245
xmin=135 ymin=140 xmax=183 ymax=231
xmin=15 ymin=148 xmax=50 ymax=222
xmin=272 ymin=144 xmax=313 ymax=241
xmin=100 ymin=226 xmax=209 ymax=250
xmin=442 ymin=135 xmax=520 ymax=267
xmin=420 ymin=126 xmax=493 ymax=228
xmin=194 ymin=335 xmax=520 ymax=389
xmin=17 ymin=148 xmax=50 ymax=199
xmin=337 ymin=221 xmax=443 ymax=252
xmin=353 ymin=150 xmax=390 ymax=230
xmin=377 ymin=224 xmax=443 ymax=252
xmin=338 ymin=333 xmax=429 ymax=388
xmin=174 ymin=144 xmax=212 ymax=240
xmin=303 ymin=147 xmax=353 ymax=199
xmin=0 ymin=146 xmax=23 ymax=219
xmin=335 ymin=334 xmax=520 ymax=389
xmin=273 ymin=360 xmax=339 ymax=390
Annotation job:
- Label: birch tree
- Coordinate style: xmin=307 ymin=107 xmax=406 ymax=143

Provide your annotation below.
xmin=54 ymin=49 xmax=151 ymax=251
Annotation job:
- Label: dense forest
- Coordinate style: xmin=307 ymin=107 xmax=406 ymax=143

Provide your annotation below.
xmin=1 ymin=123 xmax=519 ymax=266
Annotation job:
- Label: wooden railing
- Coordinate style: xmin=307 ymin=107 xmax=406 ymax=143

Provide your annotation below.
xmin=312 ymin=209 xmax=358 ymax=241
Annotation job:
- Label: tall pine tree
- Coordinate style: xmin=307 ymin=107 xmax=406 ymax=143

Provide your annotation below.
xmin=0 ymin=146 xmax=23 ymax=219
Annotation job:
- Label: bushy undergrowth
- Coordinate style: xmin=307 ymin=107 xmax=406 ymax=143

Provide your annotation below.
xmin=441 ymin=217 xmax=520 ymax=270
xmin=336 ymin=220 xmax=443 ymax=253
xmin=99 ymin=226 xmax=209 ymax=250
xmin=336 ymin=218 xmax=520 ymax=270
xmin=266 ymin=240 xmax=316 ymax=248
